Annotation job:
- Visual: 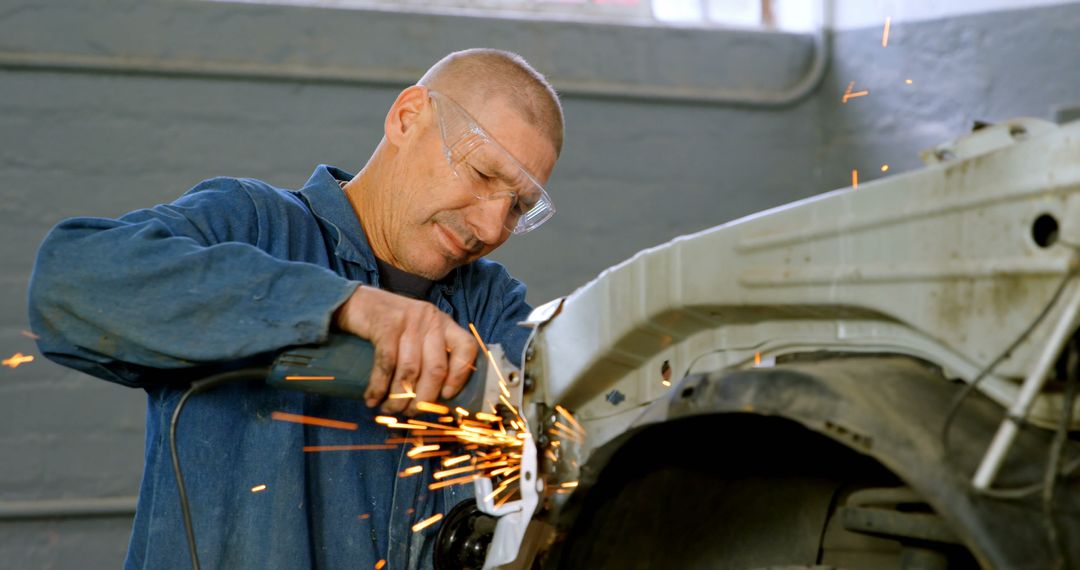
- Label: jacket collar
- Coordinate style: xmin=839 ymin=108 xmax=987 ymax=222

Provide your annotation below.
xmin=297 ymin=165 xmax=458 ymax=295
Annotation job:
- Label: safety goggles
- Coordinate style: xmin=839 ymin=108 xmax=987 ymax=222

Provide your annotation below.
xmin=429 ymin=90 xmax=555 ymax=235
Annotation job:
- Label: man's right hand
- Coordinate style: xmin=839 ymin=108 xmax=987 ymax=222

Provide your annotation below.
xmin=333 ymin=285 xmax=478 ymax=415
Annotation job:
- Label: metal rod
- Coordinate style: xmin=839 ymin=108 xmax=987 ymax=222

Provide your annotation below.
xmin=973 ymin=279 xmax=1080 ymax=491
xmin=0 ymin=497 xmax=137 ymax=521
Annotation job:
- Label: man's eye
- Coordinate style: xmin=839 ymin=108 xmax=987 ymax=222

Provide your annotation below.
xmin=473 ymin=168 xmax=500 ymax=183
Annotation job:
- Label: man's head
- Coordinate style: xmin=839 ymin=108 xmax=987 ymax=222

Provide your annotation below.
xmin=348 ymin=49 xmax=563 ymax=280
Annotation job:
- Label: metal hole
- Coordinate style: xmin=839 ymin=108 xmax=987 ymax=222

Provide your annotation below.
xmin=1032 ymin=213 xmax=1059 ymax=248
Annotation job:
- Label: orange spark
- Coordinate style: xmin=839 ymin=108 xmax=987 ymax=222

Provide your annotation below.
xmin=399 ymin=465 xmax=423 ymax=477
xmin=881 ymin=164 xmax=890 ymax=172
xmin=434 ymin=464 xmax=478 ymax=479
xmin=852 ymin=169 xmax=859 ymax=189
xmin=555 ymin=405 xmax=586 ymax=435
xmin=841 ymin=82 xmax=869 ymax=103
xmin=358 ymin=513 xmax=371 ymax=520
xmin=412 ymin=513 xmax=443 ymax=533
xmin=661 ymin=380 xmax=671 ymax=387
xmin=387 ymin=424 xmax=428 ymax=430
xmin=375 ymin=560 xmax=386 ymax=570
xmin=561 ymin=481 xmax=579 ymax=489
xmin=469 ymin=323 xmax=510 ymax=388
xmin=443 ymin=454 xmax=472 ymax=467
xmin=882 ymin=17 xmax=891 ymax=47
xmin=375 ymin=416 xmax=397 ymax=425
xmin=475 ymin=412 xmax=501 ymax=423
xmin=416 ymin=401 xmax=450 ymax=415
xmin=303 ymin=444 xmax=397 ymax=452
xmin=438 ymin=416 xmax=455 ymax=423
xmin=284 ymin=375 xmax=334 ymax=381
xmin=409 ymin=451 xmax=451 ymax=459
xmin=2 ymin=353 xmax=34 ymax=368
xmin=455 ymin=407 xmax=469 ymax=417
xmin=407 ymin=444 xmax=440 ymax=458
xmin=905 ymin=79 xmax=913 ymax=85
xmin=428 ymin=474 xmax=479 ymax=490
xmin=754 ymin=352 xmax=761 ymax=366
xmin=545 ymin=449 xmax=558 ymax=463
xmin=251 ymin=484 xmax=267 ymax=493
xmin=271 ymin=411 xmax=357 ymax=431
xmin=19 ymin=330 xmax=40 ymax=340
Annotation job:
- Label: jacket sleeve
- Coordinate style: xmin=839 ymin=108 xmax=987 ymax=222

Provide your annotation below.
xmin=27 ymin=177 xmax=358 ymax=387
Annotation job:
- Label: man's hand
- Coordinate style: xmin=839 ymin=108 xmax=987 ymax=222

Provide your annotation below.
xmin=333 ymin=285 xmax=477 ymax=414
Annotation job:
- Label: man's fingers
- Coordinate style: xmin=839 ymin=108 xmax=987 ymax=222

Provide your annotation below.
xmin=408 ymin=332 xmax=449 ymax=415
xmin=442 ymin=325 xmax=478 ymax=399
xmin=366 ymin=342 xmax=397 ymax=408
xmin=384 ymin=328 xmax=422 ymax=414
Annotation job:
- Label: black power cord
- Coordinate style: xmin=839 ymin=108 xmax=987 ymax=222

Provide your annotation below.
xmin=169 ymin=367 xmax=270 ymax=570
xmin=940 ymin=271 xmax=1079 ymax=499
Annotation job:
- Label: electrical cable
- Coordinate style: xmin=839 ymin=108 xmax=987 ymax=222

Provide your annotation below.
xmin=940 ymin=270 xmax=1078 ymax=500
xmin=1042 ymin=345 xmax=1076 ymax=570
xmin=169 ymin=367 xmax=270 ymax=570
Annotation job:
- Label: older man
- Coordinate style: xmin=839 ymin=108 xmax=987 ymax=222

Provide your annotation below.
xmin=28 ymin=49 xmax=563 ymax=569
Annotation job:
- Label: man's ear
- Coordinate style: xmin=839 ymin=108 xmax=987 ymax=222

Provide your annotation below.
xmin=384 ymin=85 xmax=430 ymax=148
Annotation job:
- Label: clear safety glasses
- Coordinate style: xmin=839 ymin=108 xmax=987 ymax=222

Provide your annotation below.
xmin=429 ymin=90 xmax=555 ymax=235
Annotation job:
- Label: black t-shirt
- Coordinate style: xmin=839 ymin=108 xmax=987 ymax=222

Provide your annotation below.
xmin=374 ymin=256 xmax=433 ymax=300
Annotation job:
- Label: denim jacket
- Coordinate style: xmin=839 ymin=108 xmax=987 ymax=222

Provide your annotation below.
xmin=28 ymin=165 xmax=533 ymax=569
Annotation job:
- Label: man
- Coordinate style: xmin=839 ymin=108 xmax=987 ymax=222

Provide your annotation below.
xmin=28 ymin=48 xmax=563 ymax=569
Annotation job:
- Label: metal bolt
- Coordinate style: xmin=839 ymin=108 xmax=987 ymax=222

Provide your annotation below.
xmin=523 ymin=373 xmax=536 ymax=393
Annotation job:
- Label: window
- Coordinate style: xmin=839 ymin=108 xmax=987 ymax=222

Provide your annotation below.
xmin=212 ymin=0 xmax=818 ymax=30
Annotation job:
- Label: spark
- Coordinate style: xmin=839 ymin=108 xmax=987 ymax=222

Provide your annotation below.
xmin=881 ymin=164 xmax=890 ymax=172
xmin=852 ymin=169 xmax=859 ymax=189
xmin=561 ymin=481 xmax=579 ymax=489
xmin=443 ymin=454 xmax=472 ymax=467
xmin=375 ymin=416 xmax=397 ymax=425
xmin=407 ymin=445 xmax=441 ymax=458
xmin=841 ymin=82 xmax=869 ymax=103
xmin=905 ymin=79 xmax=913 ymax=85
xmin=428 ymin=474 xmax=479 ymax=490
xmin=409 ymin=450 xmax=450 ymax=459
xmin=375 ymin=560 xmax=386 ymax=570
xmin=555 ymin=405 xmax=586 ymax=436
xmin=553 ymin=421 xmax=583 ymax=442
xmin=545 ymin=449 xmax=558 ymax=463
xmin=412 ymin=513 xmax=443 ymax=533
xmin=19 ymin=330 xmax=39 ymax=340
xmin=251 ymin=484 xmax=267 ymax=493
xmin=303 ymin=444 xmax=396 ymax=452
xmin=270 ymin=411 xmax=358 ymax=431
xmin=754 ymin=352 xmax=761 ymax=366
xmin=438 ymin=416 xmax=455 ymax=423
xmin=475 ymin=412 xmax=501 ymax=423
xmin=399 ymin=466 xmax=423 ymax=477
xmin=468 ymin=323 xmax=511 ymax=389
xmin=661 ymin=379 xmax=671 ymax=387
xmin=416 ymin=402 xmax=450 ymax=415
xmin=455 ymin=407 xmax=469 ymax=417
xmin=284 ymin=375 xmax=334 ymax=381
xmin=358 ymin=513 xmax=371 ymax=520
xmin=2 ymin=353 xmax=34 ymax=369
xmin=386 ymin=424 xmax=428 ymax=430
xmin=406 ymin=419 xmax=454 ymax=430
xmin=881 ymin=17 xmax=891 ymax=47
xmin=433 ymin=464 xmax=478 ymax=479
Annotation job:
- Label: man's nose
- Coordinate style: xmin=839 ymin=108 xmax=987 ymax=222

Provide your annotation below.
xmin=466 ymin=196 xmax=512 ymax=244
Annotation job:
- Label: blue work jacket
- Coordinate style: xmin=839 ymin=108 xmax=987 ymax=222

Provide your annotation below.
xmin=28 ymin=165 xmax=533 ymax=569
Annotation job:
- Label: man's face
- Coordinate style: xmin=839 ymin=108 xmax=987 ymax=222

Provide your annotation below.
xmin=388 ymin=93 xmax=557 ymax=280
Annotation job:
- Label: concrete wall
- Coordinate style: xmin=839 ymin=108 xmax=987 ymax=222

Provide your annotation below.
xmin=1 ymin=0 xmax=1078 ymax=566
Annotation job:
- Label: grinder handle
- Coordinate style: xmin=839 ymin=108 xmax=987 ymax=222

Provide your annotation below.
xmin=267 ymin=333 xmax=487 ymax=411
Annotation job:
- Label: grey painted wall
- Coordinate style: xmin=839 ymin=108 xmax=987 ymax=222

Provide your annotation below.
xmin=1 ymin=0 xmax=1078 ymax=566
